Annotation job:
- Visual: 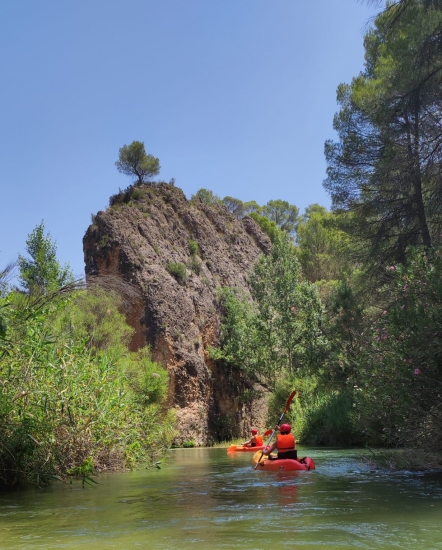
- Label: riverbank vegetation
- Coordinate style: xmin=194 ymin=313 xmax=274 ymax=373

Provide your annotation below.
xmin=0 ymin=225 xmax=175 ymax=487
xmin=210 ymin=1 xmax=442 ymax=464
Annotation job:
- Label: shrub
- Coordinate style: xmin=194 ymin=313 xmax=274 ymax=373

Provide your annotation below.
xmin=166 ymin=261 xmax=187 ymax=282
xmin=188 ymin=240 xmax=199 ymax=255
xmin=187 ymin=255 xmax=202 ymax=275
xmin=249 ymin=212 xmax=279 ymax=243
xmin=0 ymin=288 xmax=176 ymax=487
xmin=132 ymin=189 xmax=143 ymax=200
xmin=268 ymin=375 xmax=358 ymax=446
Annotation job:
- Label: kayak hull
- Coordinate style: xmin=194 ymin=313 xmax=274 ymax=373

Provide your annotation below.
xmin=227 ymin=445 xmax=265 ymax=453
xmin=252 ymin=451 xmax=315 ymax=471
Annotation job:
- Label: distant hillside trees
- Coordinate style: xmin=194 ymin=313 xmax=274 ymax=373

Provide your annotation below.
xmin=260 ymin=200 xmax=299 ymax=237
xmin=115 ymin=141 xmax=160 ymax=185
xmin=190 ymin=188 xmax=221 ymax=205
xmin=222 ymin=196 xmax=260 ymax=217
xmin=191 ymin=188 xmax=300 ymax=238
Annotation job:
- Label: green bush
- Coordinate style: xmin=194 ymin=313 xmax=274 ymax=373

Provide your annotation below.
xmin=187 ymin=255 xmax=202 ymax=275
xmin=132 ymin=189 xmax=144 ymax=200
xmin=188 ymin=240 xmax=199 ymax=255
xmin=0 ymin=287 xmax=176 ymax=487
xmin=166 ymin=261 xmax=187 ymax=282
xmin=348 ymin=247 xmax=442 ymax=450
xmin=249 ymin=212 xmax=279 ymax=243
xmin=268 ymin=375 xmax=358 ymax=446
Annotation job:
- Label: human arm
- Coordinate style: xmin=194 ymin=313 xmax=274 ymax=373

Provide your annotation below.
xmin=262 ymin=441 xmax=277 ymax=456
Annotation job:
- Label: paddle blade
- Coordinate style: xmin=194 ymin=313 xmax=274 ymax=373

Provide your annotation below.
xmin=252 ymin=450 xmax=263 ymax=467
xmin=283 ymin=390 xmax=297 ymax=414
xmin=263 ymin=429 xmax=273 ymax=437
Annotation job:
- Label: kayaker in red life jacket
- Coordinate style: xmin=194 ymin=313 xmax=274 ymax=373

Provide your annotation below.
xmin=262 ymin=423 xmax=297 ymax=460
xmin=242 ymin=428 xmax=264 ymax=447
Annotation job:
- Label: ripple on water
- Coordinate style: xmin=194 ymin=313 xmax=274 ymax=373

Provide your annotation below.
xmin=1 ymin=448 xmax=442 ymax=549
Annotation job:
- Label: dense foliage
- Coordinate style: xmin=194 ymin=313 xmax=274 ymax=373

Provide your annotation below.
xmin=349 ymin=248 xmax=442 ymax=449
xmin=0 ymin=224 xmax=175 ymax=486
xmin=209 ymin=5 xmax=442 ymax=457
xmin=325 ymin=1 xmax=442 ymax=268
xmin=212 ymin=231 xmax=326 ymax=385
xmin=0 ymin=286 xmax=175 ymax=487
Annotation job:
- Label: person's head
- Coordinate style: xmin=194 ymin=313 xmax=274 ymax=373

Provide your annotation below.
xmin=280 ymin=423 xmax=291 ymax=434
xmin=251 ymin=428 xmax=258 ymax=435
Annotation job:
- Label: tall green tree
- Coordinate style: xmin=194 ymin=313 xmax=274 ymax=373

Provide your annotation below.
xmin=261 ymin=199 xmax=299 ymax=237
xmin=296 ymin=205 xmax=350 ymax=282
xmin=115 ymin=141 xmax=160 ymax=185
xmin=222 ymin=196 xmax=261 ymax=217
xmin=213 ymin=232 xmax=327 ymax=383
xmin=222 ymin=196 xmax=246 ymax=217
xmin=18 ymin=222 xmax=73 ymax=293
xmin=250 ymin=231 xmax=326 ymax=374
xmin=324 ymin=2 xmax=442 ymax=266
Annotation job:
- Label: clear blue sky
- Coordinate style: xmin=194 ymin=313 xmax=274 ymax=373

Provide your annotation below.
xmin=0 ymin=0 xmax=378 ymax=280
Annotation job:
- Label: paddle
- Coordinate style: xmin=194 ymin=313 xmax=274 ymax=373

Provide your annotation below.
xmin=254 ymin=389 xmax=297 ymax=469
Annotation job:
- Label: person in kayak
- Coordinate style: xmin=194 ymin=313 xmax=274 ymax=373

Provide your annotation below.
xmin=262 ymin=423 xmax=297 ymax=460
xmin=242 ymin=428 xmax=264 ymax=447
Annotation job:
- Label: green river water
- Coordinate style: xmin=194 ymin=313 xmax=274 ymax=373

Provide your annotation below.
xmin=1 ymin=447 xmax=442 ymax=549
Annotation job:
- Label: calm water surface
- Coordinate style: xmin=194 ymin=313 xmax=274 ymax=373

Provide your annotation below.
xmin=1 ymin=447 xmax=442 ymax=549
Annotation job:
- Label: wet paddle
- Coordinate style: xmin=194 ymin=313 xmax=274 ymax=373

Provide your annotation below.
xmin=254 ymin=390 xmax=297 ymax=469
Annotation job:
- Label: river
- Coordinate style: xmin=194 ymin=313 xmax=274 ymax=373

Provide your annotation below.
xmin=1 ymin=447 xmax=441 ymax=549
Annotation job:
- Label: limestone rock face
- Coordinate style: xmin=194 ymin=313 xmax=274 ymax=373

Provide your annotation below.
xmin=83 ymin=183 xmax=271 ymax=445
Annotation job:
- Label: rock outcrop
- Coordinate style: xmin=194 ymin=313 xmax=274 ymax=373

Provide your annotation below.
xmin=83 ymin=183 xmax=271 ymax=445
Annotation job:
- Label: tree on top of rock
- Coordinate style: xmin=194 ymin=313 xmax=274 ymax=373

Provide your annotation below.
xmin=115 ymin=141 xmax=160 ymax=185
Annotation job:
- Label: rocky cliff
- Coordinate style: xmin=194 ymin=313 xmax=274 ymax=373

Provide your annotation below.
xmin=83 ymin=183 xmax=271 ymax=445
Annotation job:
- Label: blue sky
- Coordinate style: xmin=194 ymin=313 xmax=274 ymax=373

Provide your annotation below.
xmin=0 ymin=0 xmax=378 ymax=279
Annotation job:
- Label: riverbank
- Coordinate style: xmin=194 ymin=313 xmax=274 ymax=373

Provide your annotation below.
xmin=361 ymin=448 xmax=442 ymax=472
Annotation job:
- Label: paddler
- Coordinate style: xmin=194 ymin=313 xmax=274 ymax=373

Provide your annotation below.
xmin=262 ymin=423 xmax=297 ymax=460
xmin=242 ymin=428 xmax=263 ymax=448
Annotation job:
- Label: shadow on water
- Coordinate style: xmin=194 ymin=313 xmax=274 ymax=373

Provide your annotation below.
xmin=1 ymin=447 xmax=442 ymax=549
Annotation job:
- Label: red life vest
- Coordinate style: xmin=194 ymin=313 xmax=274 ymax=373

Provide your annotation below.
xmin=276 ymin=433 xmax=295 ymax=452
xmin=254 ymin=435 xmax=263 ymax=446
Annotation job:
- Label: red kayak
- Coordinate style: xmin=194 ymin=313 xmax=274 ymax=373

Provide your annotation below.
xmin=227 ymin=444 xmax=266 ymax=453
xmin=252 ymin=450 xmax=315 ymax=471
